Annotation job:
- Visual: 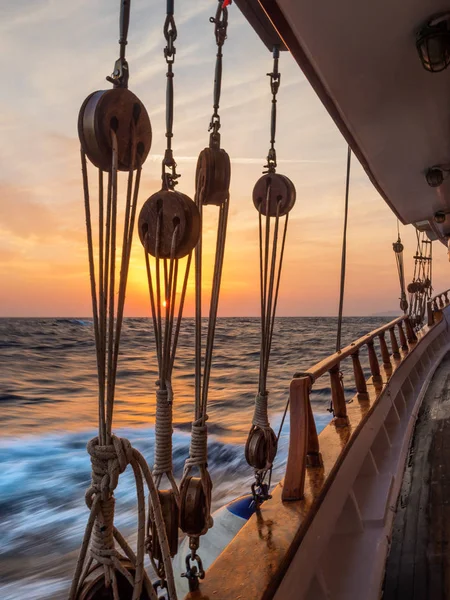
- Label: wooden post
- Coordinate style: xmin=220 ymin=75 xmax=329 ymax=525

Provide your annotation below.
xmin=427 ymin=300 xmax=434 ymax=327
xmin=283 ymin=377 xmax=309 ymax=501
xmin=397 ymin=321 xmax=408 ymax=350
xmin=329 ymin=364 xmax=348 ymax=427
xmin=367 ymin=340 xmax=382 ymax=384
xmin=389 ymin=327 xmax=400 ymax=358
xmin=351 ymin=351 xmax=368 ymax=399
xmin=445 ymin=291 xmax=449 ymax=306
xmin=306 ymin=398 xmax=323 ymax=467
xmin=438 ymin=295 xmax=444 ymax=309
xmin=404 ymin=317 xmax=418 ymax=343
xmin=379 ymin=333 xmax=391 ymax=368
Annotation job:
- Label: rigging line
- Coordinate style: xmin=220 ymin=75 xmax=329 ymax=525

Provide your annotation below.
xmin=201 ymin=197 xmax=230 ymax=417
xmin=111 ymin=126 xmax=139 ymax=401
xmin=263 ymin=201 xmax=281 ymax=381
xmin=267 ymin=212 xmax=289 ymax=361
xmin=145 ymin=252 xmax=161 ymax=363
xmin=195 ymin=197 xmax=203 ymax=420
xmin=98 ymin=169 xmax=106 ymax=443
xmin=168 ymin=252 xmax=193 ymax=377
xmin=336 ymin=145 xmax=352 ymax=353
xmin=81 ymin=149 xmax=104 ymax=444
xmin=155 ymin=216 xmax=163 ymax=384
xmin=166 ymin=226 xmax=180 ymax=386
xmin=266 ymin=394 xmax=290 ymax=491
xmin=106 ymin=129 xmax=119 ymax=440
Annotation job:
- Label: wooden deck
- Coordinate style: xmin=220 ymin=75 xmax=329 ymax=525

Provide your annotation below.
xmin=383 ymin=351 xmax=450 ymax=599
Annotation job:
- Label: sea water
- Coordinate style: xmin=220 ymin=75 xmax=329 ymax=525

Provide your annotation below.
xmin=0 ymin=316 xmax=392 ymax=598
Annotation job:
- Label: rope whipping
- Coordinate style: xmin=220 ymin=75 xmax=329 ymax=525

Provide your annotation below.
xmin=179 ymin=1 xmax=231 ymax=591
xmin=393 ymin=222 xmax=408 ymax=313
xmin=245 ymin=45 xmax=296 ymax=507
xmin=137 ymin=0 xmax=200 ymax=591
xmin=71 ymin=2 xmax=177 ymax=598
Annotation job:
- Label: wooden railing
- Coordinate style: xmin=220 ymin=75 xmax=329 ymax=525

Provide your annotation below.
xmin=427 ymin=288 xmax=450 ymax=326
xmin=283 ymin=314 xmax=418 ymax=500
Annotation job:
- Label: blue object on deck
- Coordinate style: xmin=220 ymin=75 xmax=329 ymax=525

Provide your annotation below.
xmin=226 ymin=494 xmax=256 ymax=520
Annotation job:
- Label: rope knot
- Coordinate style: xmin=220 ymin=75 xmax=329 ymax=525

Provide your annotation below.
xmin=252 ymin=392 xmax=271 ymax=430
xmin=86 ymin=435 xmax=133 ymax=504
xmin=185 ymin=416 xmax=209 ymax=470
xmin=153 ymin=388 xmax=174 ymax=477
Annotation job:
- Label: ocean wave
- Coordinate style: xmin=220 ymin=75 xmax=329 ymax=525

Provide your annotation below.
xmin=0 ymin=412 xmax=331 ymax=559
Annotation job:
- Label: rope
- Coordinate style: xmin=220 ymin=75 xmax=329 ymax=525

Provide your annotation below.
xmin=74 ymin=83 xmax=178 ymax=595
xmin=70 ymin=437 xmax=176 ymax=600
xmin=246 ymin=47 xmax=294 ymax=506
xmin=179 ymin=4 xmax=231 ymax=584
xmin=393 ymin=227 xmax=407 ymax=312
xmin=336 ymin=146 xmax=351 ymax=353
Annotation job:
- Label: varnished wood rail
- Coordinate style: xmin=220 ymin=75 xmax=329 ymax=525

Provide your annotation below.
xmin=428 ymin=288 xmax=450 ymax=326
xmin=283 ymin=314 xmax=417 ymax=501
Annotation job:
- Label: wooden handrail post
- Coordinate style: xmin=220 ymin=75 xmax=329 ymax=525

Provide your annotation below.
xmin=445 ymin=291 xmax=449 ymax=305
xmin=367 ymin=340 xmax=382 ymax=385
xmin=404 ymin=317 xmax=418 ymax=343
xmin=329 ymin=364 xmax=348 ymax=427
xmin=306 ymin=399 xmax=323 ymax=467
xmin=439 ymin=295 xmax=444 ymax=309
xmin=397 ymin=321 xmax=408 ymax=350
xmin=389 ymin=327 xmax=400 ymax=358
xmin=350 ymin=350 xmax=368 ymax=399
xmin=378 ymin=333 xmax=391 ymax=368
xmin=427 ymin=300 xmax=434 ymax=327
xmin=283 ymin=377 xmax=309 ymax=501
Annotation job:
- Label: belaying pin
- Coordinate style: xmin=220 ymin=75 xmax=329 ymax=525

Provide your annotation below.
xmin=253 ymin=173 xmax=296 ymax=217
xmin=78 ymin=88 xmax=152 ymax=171
xmin=138 ymin=190 xmax=200 ymax=259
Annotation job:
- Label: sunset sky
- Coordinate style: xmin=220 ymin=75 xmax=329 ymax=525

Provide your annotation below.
xmin=1 ymin=0 xmax=448 ymax=317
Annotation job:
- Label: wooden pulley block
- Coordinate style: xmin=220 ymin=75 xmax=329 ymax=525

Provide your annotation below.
xmin=78 ymin=560 xmax=152 ymax=600
xmin=180 ymin=475 xmax=211 ymax=536
xmin=400 ymin=298 xmax=409 ymax=312
xmin=150 ymin=489 xmax=179 ymax=561
xmin=138 ymin=190 xmax=201 ymax=259
xmin=407 ymin=281 xmax=419 ymax=294
xmin=424 ymin=278 xmax=431 ymax=288
xmin=195 ymin=147 xmax=231 ymax=206
xmin=253 ymin=173 xmax=296 ymax=217
xmin=78 ymin=88 xmax=152 ymax=171
xmin=245 ymin=426 xmax=277 ymax=471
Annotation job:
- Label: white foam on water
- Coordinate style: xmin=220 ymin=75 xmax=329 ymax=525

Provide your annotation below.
xmin=0 ymin=578 xmax=68 ymax=600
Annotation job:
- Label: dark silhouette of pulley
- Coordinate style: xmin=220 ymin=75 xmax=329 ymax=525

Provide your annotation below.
xmin=180 ymin=474 xmax=212 ymax=536
xmin=408 ymin=281 xmax=424 ymax=294
xmin=78 ymin=560 xmax=152 ymax=600
xmin=138 ymin=190 xmax=200 ymax=259
xmin=195 ymin=147 xmax=231 ymax=206
xmin=245 ymin=426 xmax=278 ymax=471
xmin=78 ymin=88 xmax=152 ymax=171
xmin=253 ymin=173 xmax=296 ymax=217
xmin=149 ymin=489 xmax=179 ymax=561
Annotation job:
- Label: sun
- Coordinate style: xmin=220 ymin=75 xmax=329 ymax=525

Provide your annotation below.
xmin=162 ymin=300 xmax=167 ymax=308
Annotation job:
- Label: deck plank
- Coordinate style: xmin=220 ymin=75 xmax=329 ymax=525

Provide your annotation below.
xmin=383 ymin=352 xmax=450 ymax=600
